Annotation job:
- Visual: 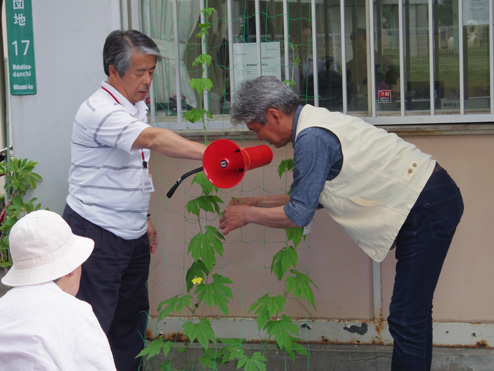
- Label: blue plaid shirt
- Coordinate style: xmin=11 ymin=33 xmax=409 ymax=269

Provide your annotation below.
xmin=283 ymin=105 xmax=343 ymax=226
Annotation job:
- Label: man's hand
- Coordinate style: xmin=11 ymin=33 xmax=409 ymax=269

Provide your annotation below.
xmin=219 ymin=204 xmax=250 ymax=235
xmin=147 ymin=219 xmax=158 ymax=253
xmin=220 ymin=194 xmax=299 ymax=235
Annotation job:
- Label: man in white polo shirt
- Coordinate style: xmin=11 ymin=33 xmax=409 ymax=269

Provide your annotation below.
xmin=63 ymin=30 xmax=206 ymax=370
xmin=0 ymin=210 xmax=116 ymax=370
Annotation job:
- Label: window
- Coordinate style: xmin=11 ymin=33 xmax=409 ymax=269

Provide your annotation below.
xmin=141 ymin=0 xmax=493 ymax=130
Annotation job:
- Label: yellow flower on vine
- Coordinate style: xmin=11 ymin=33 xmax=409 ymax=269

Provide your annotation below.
xmin=192 ymin=277 xmax=203 ymax=285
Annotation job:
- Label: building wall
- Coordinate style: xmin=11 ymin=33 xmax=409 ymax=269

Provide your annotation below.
xmin=148 ymin=134 xmax=494 ymax=325
xmin=5 ymin=0 xmax=119 ymax=214
xmin=3 ymin=0 xmax=493 ymax=345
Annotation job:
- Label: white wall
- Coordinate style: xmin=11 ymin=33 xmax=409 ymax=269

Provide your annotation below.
xmin=7 ymin=0 xmax=120 ymax=213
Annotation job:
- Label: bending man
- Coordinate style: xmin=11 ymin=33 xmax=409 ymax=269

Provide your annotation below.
xmin=220 ymin=75 xmax=464 ymax=371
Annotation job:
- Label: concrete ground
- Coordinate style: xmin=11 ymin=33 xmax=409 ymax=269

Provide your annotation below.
xmin=142 ymin=343 xmax=494 ymax=371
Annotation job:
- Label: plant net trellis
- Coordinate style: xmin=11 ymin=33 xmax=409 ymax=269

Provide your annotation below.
xmin=143 ymin=0 xmax=346 ymax=124
xmin=140 ymin=0 xmax=343 ymax=369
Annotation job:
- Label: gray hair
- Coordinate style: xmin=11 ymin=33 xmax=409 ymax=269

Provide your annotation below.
xmin=230 ymin=76 xmax=299 ymax=125
xmin=103 ymin=30 xmax=162 ymax=77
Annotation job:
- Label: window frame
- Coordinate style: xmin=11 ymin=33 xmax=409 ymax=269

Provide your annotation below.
xmin=135 ymin=0 xmax=494 ymax=136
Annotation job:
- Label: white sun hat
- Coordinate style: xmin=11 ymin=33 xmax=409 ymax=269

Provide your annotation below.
xmin=1 ymin=210 xmax=94 ymax=287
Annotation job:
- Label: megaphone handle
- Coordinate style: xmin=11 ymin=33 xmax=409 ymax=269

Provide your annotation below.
xmin=166 ymin=166 xmax=204 ymax=198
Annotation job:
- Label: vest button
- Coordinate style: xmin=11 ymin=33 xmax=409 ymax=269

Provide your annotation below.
xmin=412 ymin=163 xmax=417 ymax=167
xmin=408 ymin=168 xmax=413 ymax=174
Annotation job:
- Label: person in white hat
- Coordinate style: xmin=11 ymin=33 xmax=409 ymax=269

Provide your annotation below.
xmin=0 ymin=210 xmax=116 ymax=370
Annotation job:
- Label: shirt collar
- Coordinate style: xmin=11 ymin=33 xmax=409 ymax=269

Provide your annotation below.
xmin=16 ymin=281 xmax=60 ymax=291
xmin=291 ymin=104 xmax=304 ymax=146
xmin=101 ymin=81 xmax=148 ymax=117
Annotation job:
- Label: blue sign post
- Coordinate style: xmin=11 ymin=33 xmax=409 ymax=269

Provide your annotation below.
xmin=5 ymin=0 xmax=37 ymax=95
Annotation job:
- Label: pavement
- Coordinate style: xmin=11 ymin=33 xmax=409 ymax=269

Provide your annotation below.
xmin=142 ymin=342 xmax=494 ymax=370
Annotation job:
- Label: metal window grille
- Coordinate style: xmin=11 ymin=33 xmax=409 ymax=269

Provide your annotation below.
xmin=137 ymin=0 xmax=494 ymax=131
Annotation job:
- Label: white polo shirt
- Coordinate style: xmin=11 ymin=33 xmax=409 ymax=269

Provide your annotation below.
xmin=0 ymin=282 xmax=116 ymax=370
xmin=66 ymin=82 xmax=151 ymax=240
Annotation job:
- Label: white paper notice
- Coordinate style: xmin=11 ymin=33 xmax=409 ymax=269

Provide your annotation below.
xmin=232 ymin=42 xmax=281 ymax=89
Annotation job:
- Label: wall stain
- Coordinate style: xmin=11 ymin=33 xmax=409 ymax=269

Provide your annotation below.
xmin=343 ymin=322 xmax=368 ymax=336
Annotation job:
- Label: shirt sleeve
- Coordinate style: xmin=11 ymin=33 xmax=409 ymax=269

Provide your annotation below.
xmin=284 ymin=127 xmax=341 ymax=226
xmin=77 ymin=96 xmax=149 ymax=153
xmin=91 ymin=108 xmax=149 ymax=152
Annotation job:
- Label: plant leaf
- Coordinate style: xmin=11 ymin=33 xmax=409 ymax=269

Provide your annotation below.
xmin=277 ymin=158 xmax=294 ymax=178
xmin=189 ymin=78 xmax=213 ymax=95
xmin=196 ymin=22 xmax=212 ymax=39
xmin=197 ymin=346 xmax=220 ymax=369
xmin=184 ymin=108 xmax=213 ymax=124
xmin=212 ymin=340 xmax=245 ymax=365
xmin=186 ymin=195 xmax=223 ymax=216
xmin=157 ymin=295 xmax=192 ymax=320
xmin=236 ymin=351 xmax=267 ymax=371
xmin=193 ymin=54 xmax=213 ymax=67
xmin=283 ymin=337 xmax=309 ymax=363
xmin=137 ymin=338 xmax=173 ymax=359
xmin=248 ymin=294 xmax=286 ymax=331
xmin=195 ymin=273 xmax=233 ymax=315
xmin=185 ymin=260 xmax=209 ymax=292
xmin=182 ymin=318 xmax=216 ymax=349
xmin=262 ymin=315 xmax=299 ymax=352
xmin=270 ymin=246 xmax=298 ymax=280
xmin=285 ymin=227 xmax=305 ymax=248
xmin=201 ymin=7 xmax=216 ymax=18
xmin=183 ymin=108 xmax=203 ymax=124
xmin=188 ymin=226 xmax=225 ymax=271
xmin=286 ymin=270 xmax=318 ymax=310
xmin=191 ymin=172 xmax=217 ymax=196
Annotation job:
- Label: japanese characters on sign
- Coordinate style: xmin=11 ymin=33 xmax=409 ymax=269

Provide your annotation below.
xmin=6 ymin=0 xmax=37 ymax=95
xmin=378 ymin=90 xmax=391 ymax=104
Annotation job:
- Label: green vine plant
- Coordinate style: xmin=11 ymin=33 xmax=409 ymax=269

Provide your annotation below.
xmin=182 ymin=6 xmax=215 ymax=141
xmin=283 ymin=43 xmax=301 ymax=92
xmin=0 ymin=158 xmax=43 ymax=268
xmin=140 ymin=7 xmax=318 ymax=370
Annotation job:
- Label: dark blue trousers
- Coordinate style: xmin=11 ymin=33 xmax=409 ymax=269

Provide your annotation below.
xmin=388 ymin=166 xmax=464 ymax=370
xmin=63 ymin=205 xmax=150 ymax=371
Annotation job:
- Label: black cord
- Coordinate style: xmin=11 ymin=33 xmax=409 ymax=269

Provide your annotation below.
xmin=166 ymin=167 xmax=204 ymax=198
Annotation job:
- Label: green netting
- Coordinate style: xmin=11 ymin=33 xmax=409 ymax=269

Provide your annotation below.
xmin=141 ymin=1 xmax=324 ymax=369
xmin=144 ymin=150 xmax=316 ymax=369
xmin=142 ymin=0 xmax=341 ymax=123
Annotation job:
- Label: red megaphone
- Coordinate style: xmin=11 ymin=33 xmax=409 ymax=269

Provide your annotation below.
xmin=166 ymin=139 xmax=273 ymax=198
xmin=203 ymin=139 xmax=273 ymax=188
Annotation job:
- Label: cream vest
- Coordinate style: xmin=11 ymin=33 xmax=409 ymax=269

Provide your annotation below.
xmin=296 ymin=105 xmax=435 ymax=262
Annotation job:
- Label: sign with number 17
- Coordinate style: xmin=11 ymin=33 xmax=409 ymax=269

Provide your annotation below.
xmin=6 ymin=0 xmax=37 ymax=95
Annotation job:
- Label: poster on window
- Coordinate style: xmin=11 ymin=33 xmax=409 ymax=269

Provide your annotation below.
xmin=232 ymin=42 xmax=281 ymax=90
xmin=465 ymin=0 xmax=489 ymax=25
